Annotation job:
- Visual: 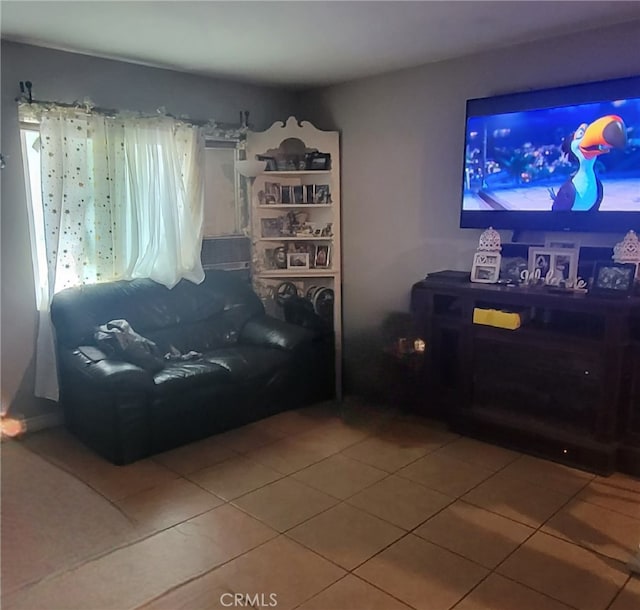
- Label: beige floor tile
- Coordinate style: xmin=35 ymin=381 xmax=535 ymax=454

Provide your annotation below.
xmin=609 ymin=576 xmax=640 ymax=610
xmin=397 ymin=452 xmax=494 ymax=497
xmin=187 ymin=455 xmax=282 ymax=500
xmin=577 ymin=480 xmax=640 ymax=520
xmin=296 ymin=422 xmax=371 ymax=453
xmin=453 ymin=574 xmax=574 ymax=610
xmin=1 ymin=441 xmax=138 ymax=596
xmin=244 ymin=437 xmax=334 ymax=475
xmin=347 ymin=474 xmax=453 ymax=530
xmin=232 ymin=477 xmax=338 ymax=531
xmin=292 ymin=454 xmax=387 ymax=499
xmin=498 ymin=455 xmax=594 ymax=495
xmin=158 ymin=536 xmax=346 ymax=610
xmin=177 ymin=503 xmax=278 ymax=558
xmin=341 ymin=435 xmax=428 ymax=472
xmin=542 ymin=498 xmax=640 ymax=563
xmin=415 ymin=500 xmax=534 ymax=569
xmin=435 ymin=437 xmax=520 ymax=472
xmin=260 ymin=407 xmax=340 ymax=437
xmin=355 ymin=534 xmax=488 ymax=610
xmin=152 ymin=436 xmax=238 ymax=475
xmin=497 ymin=531 xmax=628 ymax=610
xmin=297 ymin=575 xmax=413 ymax=610
xmin=4 ymin=504 xmax=275 ymax=610
xmin=463 ymin=471 xmax=571 ymax=528
xmin=288 ymin=503 xmax=404 ymax=570
xmin=212 ymin=419 xmax=286 ymax=454
xmin=115 ymin=478 xmax=223 ymax=532
xmin=24 ymin=427 xmax=179 ymax=501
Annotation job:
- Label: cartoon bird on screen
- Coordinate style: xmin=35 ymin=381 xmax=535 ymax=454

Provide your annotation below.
xmin=551 ymin=115 xmax=627 ymax=211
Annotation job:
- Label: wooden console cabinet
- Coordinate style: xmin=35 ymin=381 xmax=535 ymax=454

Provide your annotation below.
xmin=411 ymin=275 xmax=640 ymax=475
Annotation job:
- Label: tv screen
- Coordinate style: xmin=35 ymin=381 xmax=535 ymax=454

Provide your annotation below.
xmin=460 ymin=76 xmax=640 ymax=232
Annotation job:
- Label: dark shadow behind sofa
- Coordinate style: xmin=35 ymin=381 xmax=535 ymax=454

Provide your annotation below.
xmin=51 ymin=271 xmax=333 ymax=464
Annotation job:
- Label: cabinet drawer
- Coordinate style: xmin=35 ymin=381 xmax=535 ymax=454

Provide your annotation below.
xmin=473 ymin=340 xmax=602 ymax=430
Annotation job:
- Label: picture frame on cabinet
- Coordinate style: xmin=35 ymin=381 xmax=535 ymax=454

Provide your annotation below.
xmin=527 ymin=247 xmax=578 ymax=286
xmin=314 ymin=245 xmax=331 ymax=268
xmin=287 ymin=252 xmax=310 ymax=269
xmin=280 ymin=185 xmax=292 ymax=204
xmin=590 ymin=261 xmax=636 ymax=296
xmin=315 ymin=185 xmax=331 ymax=204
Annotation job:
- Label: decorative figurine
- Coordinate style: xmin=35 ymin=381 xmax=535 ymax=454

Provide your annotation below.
xmin=613 ymin=230 xmax=640 ymax=280
xmin=471 ymin=227 xmax=501 ymax=284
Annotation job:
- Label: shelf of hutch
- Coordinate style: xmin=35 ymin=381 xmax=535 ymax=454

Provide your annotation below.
xmin=411 ymin=275 xmax=640 ymax=475
xmin=258 ymin=204 xmax=333 ymax=209
xmin=245 ymin=116 xmax=342 ymax=398
xmin=259 ymin=270 xmax=338 ymax=279
xmin=260 ymin=236 xmax=333 ymax=242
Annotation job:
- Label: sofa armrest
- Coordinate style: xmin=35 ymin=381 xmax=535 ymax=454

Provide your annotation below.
xmin=60 ymin=346 xmax=154 ymax=391
xmin=239 ymin=316 xmax=315 ymax=352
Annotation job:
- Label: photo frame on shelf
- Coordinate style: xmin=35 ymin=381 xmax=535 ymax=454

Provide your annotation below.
xmin=305 ymin=152 xmax=331 ymax=171
xmin=470 ymin=252 xmax=501 ymax=284
xmin=287 ymin=252 xmax=310 ymax=269
xmin=280 ymin=185 xmax=292 ymax=204
xmin=261 ymin=217 xmax=282 ymax=238
xmin=315 ymin=185 xmax=331 ymax=204
xmin=265 ymin=247 xmax=287 ymax=270
xmin=304 ymin=184 xmax=315 ymax=204
xmin=314 ymin=245 xmax=331 ymax=268
xmin=589 ymin=261 xmax=636 ymax=296
xmin=293 ymin=185 xmax=304 ymax=204
xmin=264 ymin=182 xmax=281 ymax=204
xmin=526 ymin=247 xmax=579 ymax=286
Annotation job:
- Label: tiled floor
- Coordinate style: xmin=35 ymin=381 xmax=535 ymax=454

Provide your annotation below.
xmin=2 ymin=398 xmax=639 ymax=610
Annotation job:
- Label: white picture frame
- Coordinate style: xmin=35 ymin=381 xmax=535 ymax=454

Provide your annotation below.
xmin=287 ymin=252 xmax=310 ymax=270
xmin=470 ymin=252 xmax=501 ymax=284
xmin=527 ymin=247 xmax=579 ymax=286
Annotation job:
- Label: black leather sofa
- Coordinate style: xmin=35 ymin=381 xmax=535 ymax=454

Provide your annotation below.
xmin=50 ymin=271 xmax=333 ymax=464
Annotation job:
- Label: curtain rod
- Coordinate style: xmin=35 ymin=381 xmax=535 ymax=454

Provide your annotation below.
xmin=15 ymin=93 xmax=248 ymax=133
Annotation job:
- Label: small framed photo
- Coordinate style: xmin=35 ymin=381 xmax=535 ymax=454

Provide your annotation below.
xmin=590 ymin=262 xmax=636 ymax=296
xmin=314 ymin=245 xmax=331 ymax=268
xmin=293 ymin=185 xmax=304 ymax=204
xmin=305 ymin=152 xmax=331 ymax=171
xmin=527 ymin=247 xmax=578 ymax=286
xmin=287 ymin=252 xmax=310 ymax=269
xmin=304 ymin=184 xmax=315 ymax=203
xmin=471 ymin=252 xmax=501 ymax=283
xmin=264 ymin=182 xmax=281 ymax=204
xmin=315 ymin=185 xmax=331 ymax=204
xmin=280 ymin=185 xmax=292 ymax=204
xmin=260 ymin=218 xmax=282 ymax=238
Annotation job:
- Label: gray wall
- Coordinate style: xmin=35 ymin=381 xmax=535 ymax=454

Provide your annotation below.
xmin=1 ymin=41 xmax=297 ymax=420
xmin=297 ymin=20 xmax=640 ymax=397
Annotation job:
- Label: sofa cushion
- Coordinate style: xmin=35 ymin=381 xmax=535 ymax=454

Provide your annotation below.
xmin=153 ymin=360 xmax=231 ymax=394
xmin=203 ymin=346 xmax=291 ymax=382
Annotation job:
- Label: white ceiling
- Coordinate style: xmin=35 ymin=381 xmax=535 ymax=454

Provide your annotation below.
xmin=2 ymin=1 xmax=639 ymax=88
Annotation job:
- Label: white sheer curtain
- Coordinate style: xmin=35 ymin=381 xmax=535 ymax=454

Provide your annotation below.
xmin=22 ymin=105 xmax=205 ymax=400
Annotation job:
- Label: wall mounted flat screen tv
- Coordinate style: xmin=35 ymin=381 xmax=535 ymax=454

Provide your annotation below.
xmin=460 ymin=76 xmax=640 ymax=232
